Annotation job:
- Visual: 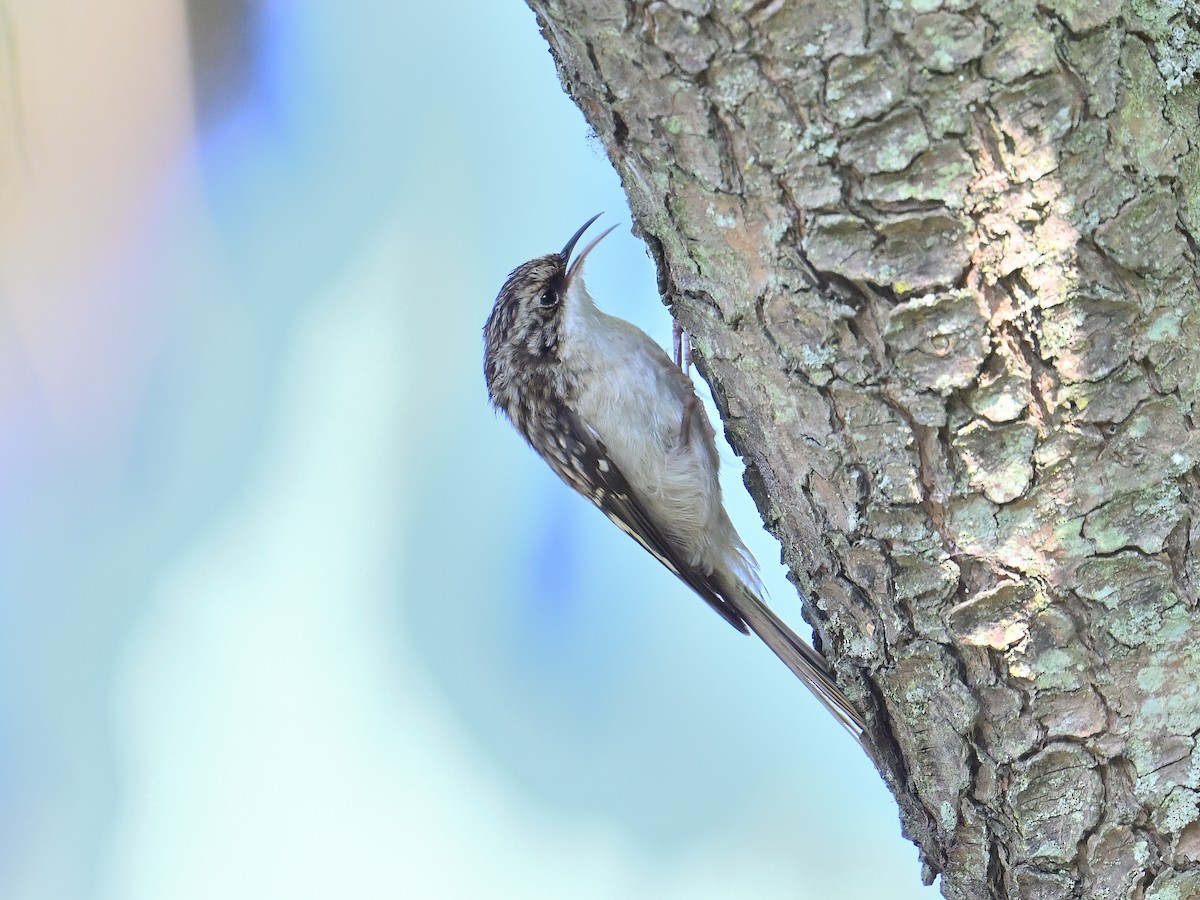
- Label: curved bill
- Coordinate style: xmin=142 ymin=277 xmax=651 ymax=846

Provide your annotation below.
xmin=560 ymin=213 xmax=603 ymax=260
xmin=564 ymin=220 xmax=618 ymax=287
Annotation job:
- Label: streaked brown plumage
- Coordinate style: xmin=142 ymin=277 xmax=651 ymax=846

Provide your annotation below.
xmin=483 ymin=215 xmax=866 ymax=741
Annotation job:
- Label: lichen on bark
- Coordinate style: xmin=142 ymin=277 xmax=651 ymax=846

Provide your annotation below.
xmin=524 ymin=1 xmax=1200 ymax=896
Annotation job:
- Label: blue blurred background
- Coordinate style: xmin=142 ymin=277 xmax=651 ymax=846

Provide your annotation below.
xmin=0 ymin=2 xmax=934 ymax=897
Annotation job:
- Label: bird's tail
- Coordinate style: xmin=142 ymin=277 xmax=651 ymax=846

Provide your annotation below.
xmin=731 ymin=577 xmax=868 ymax=743
xmin=741 ymin=594 xmax=867 ymax=741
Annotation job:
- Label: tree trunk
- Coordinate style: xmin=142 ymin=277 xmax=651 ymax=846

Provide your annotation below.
xmin=523 ymin=1 xmax=1200 ymax=897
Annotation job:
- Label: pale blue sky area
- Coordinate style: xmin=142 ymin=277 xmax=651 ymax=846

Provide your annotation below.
xmin=0 ymin=2 xmax=935 ymax=897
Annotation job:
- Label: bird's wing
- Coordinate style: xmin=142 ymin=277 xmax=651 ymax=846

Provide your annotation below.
xmin=536 ymin=406 xmax=867 ymax=742
xmin=539 ymin=405 xmax=749 ymax=634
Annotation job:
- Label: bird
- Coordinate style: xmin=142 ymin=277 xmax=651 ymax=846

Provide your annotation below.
xmin=482 ymin=214 xmax=866 ymax=742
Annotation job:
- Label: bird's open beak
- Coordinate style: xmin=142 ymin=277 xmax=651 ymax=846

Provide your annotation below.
xmin=562 ymin=213 xmax=617 ymax=287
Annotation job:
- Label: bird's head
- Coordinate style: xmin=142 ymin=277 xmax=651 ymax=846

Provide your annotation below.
xmin=483 ymin=213 xmax=615 ymax=403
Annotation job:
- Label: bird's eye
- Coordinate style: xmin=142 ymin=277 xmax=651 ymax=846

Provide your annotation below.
xmin=539 ymin=288 xmax=558 ymax=307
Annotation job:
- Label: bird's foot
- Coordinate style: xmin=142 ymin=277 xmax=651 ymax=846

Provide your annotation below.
xmin=672 ymin=320 xmax=692 ymax=375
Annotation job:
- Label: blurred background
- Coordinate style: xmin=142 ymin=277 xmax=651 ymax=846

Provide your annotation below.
xmin=0 ymin=2 xmax=935 ymax=897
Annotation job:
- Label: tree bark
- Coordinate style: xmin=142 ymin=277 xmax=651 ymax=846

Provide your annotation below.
xmin=524 ymin=1 xmax=1200 ymax=898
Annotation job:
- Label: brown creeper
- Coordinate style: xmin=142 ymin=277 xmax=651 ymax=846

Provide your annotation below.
xmin=483 ymin=215 xmax=866 ymax=741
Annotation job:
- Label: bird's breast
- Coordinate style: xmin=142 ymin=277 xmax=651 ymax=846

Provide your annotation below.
xmin=567 ymin=324 xmax=723 ymax=544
